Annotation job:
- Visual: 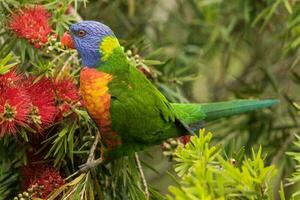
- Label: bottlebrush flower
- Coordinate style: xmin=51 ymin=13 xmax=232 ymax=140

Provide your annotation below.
xmin=54 ymin=78 xmax=80 ymax=103
xmin=8 ymin=6 xmax=52 ymax=48
xmin=53 ymin=78 xmax=80 ymax=121
xmin=55 ymin=103 xmax=71 ymax=121
xmin=21 ymin=163 xmax=45 ymax=190
xmin=25 ymin=77 xmax=57 ymax=131
xmin=162 ymin=136 xmax=191 ymax=160
xmin=0 ymin=67 xmax=23 ymax=89
xmin=21 ymin=164 xmax=64 ymax=199
xmin=179 ymin=135 xmax=191 ymax=145
xmin=0 ymin=87 xmax=30 ymax=137
xmin=31 ymin=167 xmax=64 ymax=199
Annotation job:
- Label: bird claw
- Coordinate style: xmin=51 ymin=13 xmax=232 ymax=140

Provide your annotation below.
xmin=79 ymin=131 xmax=104 ymax=173
xmin=79 ymin=158 xmax=103 ymax=172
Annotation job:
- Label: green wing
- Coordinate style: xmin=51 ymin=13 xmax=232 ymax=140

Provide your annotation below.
xmin=99 ymin=48 xmax=187 ymax=145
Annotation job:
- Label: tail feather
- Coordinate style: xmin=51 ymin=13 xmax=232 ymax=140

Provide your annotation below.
xmin=172 ymin=99 xmax=279 ymax=125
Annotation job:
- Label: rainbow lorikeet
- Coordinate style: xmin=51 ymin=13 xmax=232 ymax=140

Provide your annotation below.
xmin=61 ymin=21 xmax=278 ymax=162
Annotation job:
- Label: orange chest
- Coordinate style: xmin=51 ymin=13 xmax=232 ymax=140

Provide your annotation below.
xmin=80 ymin=68 xmax=113 ymax=125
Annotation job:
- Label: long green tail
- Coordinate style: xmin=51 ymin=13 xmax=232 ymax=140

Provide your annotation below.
xmin=172 ymin=99 xmax=279 ymax=125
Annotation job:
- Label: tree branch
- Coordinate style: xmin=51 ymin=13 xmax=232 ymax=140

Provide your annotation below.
xmin=79 ymin=131 xmax=103 ymax=172
xmin=135 ymin=152 xmax=149 ymax=200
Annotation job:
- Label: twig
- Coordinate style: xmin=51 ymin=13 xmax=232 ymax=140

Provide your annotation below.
xmin=65 ymin=170 xmax=79 ymax=181
xmin=63 ymin=186 xmax=79 ymax=200
xmin=271 ymin=133 xmax=295 ymax=165
xmin=134 ymin=152 xmax=149 ymax=200
xmin=56 ymin=53 xmax=77 ymax=79
xmin=50 ymin=51 xmax=67 ymax=65
xmin=80 ymin=172 xmax=89 ymax=200
xmin=69 ymin=6 xmax=83 ymax=22
xmin=87 ymin=131 xmax=101 ymax=162
xmin=79 ymin=131 xmax=103 ymax=172
xmin=79 ymin=158 xmax=103 ymax=172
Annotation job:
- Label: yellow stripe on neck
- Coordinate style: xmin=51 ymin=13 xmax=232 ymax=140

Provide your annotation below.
xmin=99 ymin=36 xmax=120 ymax=61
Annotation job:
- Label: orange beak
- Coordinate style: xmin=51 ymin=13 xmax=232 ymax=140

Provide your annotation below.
xmin=61 ymin=32 xmax=75 ymax=49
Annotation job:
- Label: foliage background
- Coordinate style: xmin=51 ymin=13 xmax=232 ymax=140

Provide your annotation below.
xmin=78 ymin=0 xmax=299 ymax=196
xmin=1 ymin=0 xmax=300 ymax=199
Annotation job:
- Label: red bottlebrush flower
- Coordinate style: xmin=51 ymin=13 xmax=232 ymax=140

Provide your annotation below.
xmin=53 ymin=78 xmax=80 ymax=122
xmin=179 ymin=135 xmax=191 ymax=145
xmin=32 ymin=167 xmax=64 ymax=199
xmin=25 ymin=77 xmax=57 ymax=130
xmin=21 ymin=163 xmax=45 ymax=190
xmin=8 ymin=6 xmax=52 ymax=48
xmin=0 ymin=87 xmax=30 ymax=137
xmin=22 ymin=164 xmax=64 ymax=199
xmin=0 ymin=67 xmax=23 ymax=89
xmin=55 ymin=102 xmax=71 ymax=121
xmin=54 ymin=78 xmax=80 ymax=103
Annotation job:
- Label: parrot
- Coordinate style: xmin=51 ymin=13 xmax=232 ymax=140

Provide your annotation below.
xmin=60 ymin=21 xmax=279 ymax=164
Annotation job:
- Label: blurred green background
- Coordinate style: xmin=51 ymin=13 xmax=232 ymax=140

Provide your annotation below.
xmin=78 ymin=0 xmax=300 ymax=195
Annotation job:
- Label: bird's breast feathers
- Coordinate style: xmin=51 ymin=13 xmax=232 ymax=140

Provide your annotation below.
xmin=80 ymin=67 xmax=122 ymax=148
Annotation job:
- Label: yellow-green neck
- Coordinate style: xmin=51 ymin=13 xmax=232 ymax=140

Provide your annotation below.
xmin=99 ymin=36 xmax=120 ymax=61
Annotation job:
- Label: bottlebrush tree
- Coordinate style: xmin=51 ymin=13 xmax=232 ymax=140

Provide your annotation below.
xmin=1 ymin=1 xmax=300 ymax=200
xmin=0 ymin=1 xmax=171 ymax=199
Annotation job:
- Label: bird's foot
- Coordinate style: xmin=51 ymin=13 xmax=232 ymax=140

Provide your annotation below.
xmin=79 ymin=131 xmax=104 ymax=173
xmin=79 ymin=157 xmax=103 ymax=172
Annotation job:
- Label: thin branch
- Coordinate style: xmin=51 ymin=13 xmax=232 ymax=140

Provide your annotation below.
xmin=79 ymin=131 xmax=103 ymax=172
xmin=80 ymin=172 xmax=89 ymax=200
xmin=134 ymin=152 xmax=149 ymax=200
xmin=87 ymin=131 xmax=101 ymax=162
xmin=79 ymin=158 xmax=103 ymax=172
xmin=271 ymin=133 xmax=295 ymax=165
xmin=62 ymin=183 xmax=80 ymax=200
xmin=69 ymin=6 xmax=83 ymax=22
xmin=65 ymin=171 xmax=79 ymax=181
xmin=56 ymin=52 xmax=77 ymax=79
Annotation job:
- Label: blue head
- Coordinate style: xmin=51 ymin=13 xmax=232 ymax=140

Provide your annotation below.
xmin=65 ymin=21 xmax=115 ymax=67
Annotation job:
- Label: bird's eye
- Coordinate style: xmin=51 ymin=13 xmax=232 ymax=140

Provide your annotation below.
xmin=77 ymin=30 xmax=86 ymax=37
